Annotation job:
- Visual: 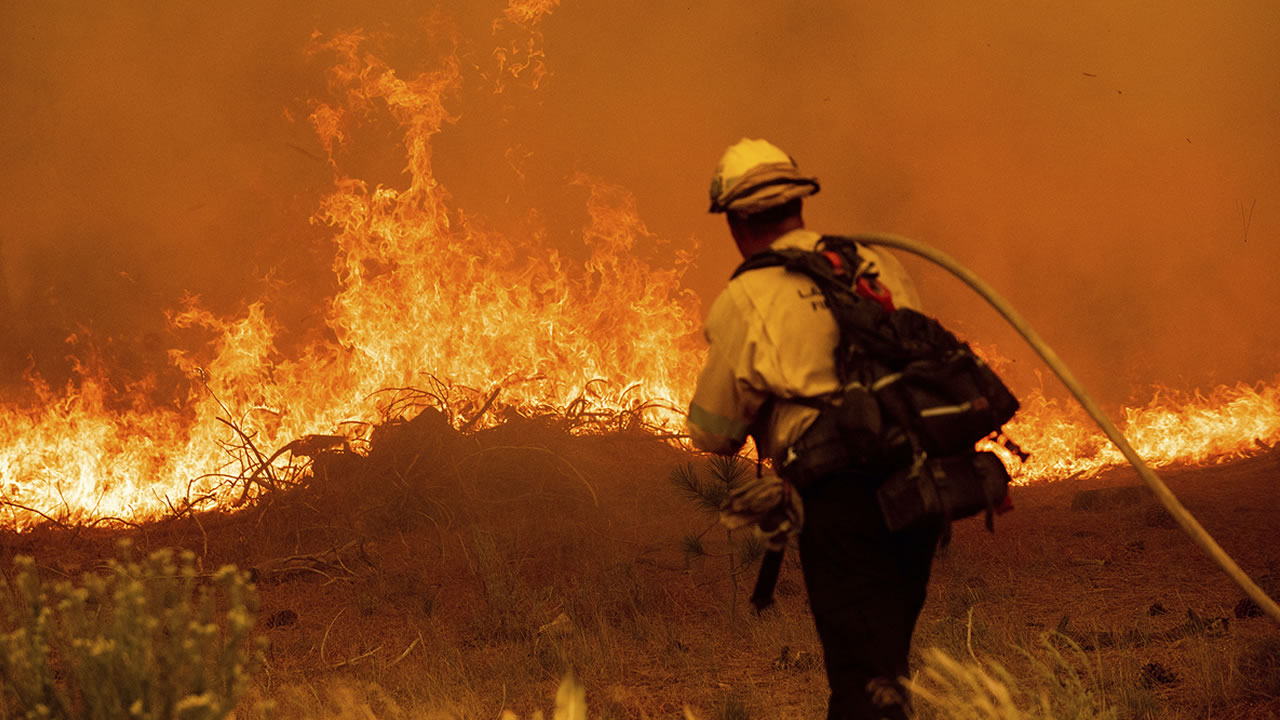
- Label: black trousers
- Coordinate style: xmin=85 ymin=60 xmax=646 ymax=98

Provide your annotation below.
xmin=798 ymin=471 xmax=940 ymax=720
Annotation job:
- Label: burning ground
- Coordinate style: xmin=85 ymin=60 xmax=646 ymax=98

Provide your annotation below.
xmin=5 ymin=417 xmax=1280 ymax=717
xmin=1 ymin=1 xmax=1279 ymax=717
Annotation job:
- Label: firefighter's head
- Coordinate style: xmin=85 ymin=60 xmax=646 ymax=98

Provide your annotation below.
xmin=708 ymin=138 xmax=818 ymax=256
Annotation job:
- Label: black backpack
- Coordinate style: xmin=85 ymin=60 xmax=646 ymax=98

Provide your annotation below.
xmin=732 ymin=235 xmax=1023 ymax=540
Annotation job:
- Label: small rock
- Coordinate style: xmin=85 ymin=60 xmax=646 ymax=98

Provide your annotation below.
xmin=771 ymin=645 xmax=793 ymax=670
xmin=793 ymin=651 xmax=818 ymax=671
xmin=1235 ymin=598 xmax=1264 ymax=619
xmin=772 ymin=645 xmax=819 ymax=672
xmin=1143 ymin=504 xmax=1178 ymax=530
xmin=1125 ymin=540 xmax=1146 ymax=554
xmin=265 ymin=609 xmax=298 ymax=629
xmin=1184 ymin=608 xmax=1230 ymax=637
xmin=1204 ymin=616 xmax=1230 ymax=637
xmin=1140 ymin=662 xmax=1178 ymax=688
xmin=1148 ymin=602 xmax=1168 ymax=616
xmin=1072 ymin=530 xmax=1097 ymax=538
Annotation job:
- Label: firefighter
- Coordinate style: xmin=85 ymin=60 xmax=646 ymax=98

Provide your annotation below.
xmin=687 ymin=138 xmax=939 ymax=719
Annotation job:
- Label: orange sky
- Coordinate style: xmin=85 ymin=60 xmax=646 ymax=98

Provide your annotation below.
xmin=1 ymin=1 xmax=1277 ymax=407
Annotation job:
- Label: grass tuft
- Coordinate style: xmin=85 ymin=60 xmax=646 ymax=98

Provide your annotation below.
xmin=1237 ymin=634 xmax=1280 ymax=699
xmin=909 ymin=633 xmax=1117 ymax=720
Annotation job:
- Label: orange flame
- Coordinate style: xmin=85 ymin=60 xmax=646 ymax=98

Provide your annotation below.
xmin=1 ymin=17 xmax=1278 ymax=530
xmin=0 ymin=24 xmax=701 ymax=528
xmin=491 ymin=0 xmax=560 ymax=92
xmin=1001 ymin=378 xmax=1280 ymax=483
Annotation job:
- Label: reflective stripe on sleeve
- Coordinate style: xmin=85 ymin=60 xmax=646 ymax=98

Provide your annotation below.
xmin=687 ymin=402 xmax=749 ymax=444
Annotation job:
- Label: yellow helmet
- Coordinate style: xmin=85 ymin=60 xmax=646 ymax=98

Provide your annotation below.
xmin=708 ymin=138 xmax=820 ymax=215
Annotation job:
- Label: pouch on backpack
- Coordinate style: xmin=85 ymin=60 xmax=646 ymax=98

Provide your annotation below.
xmin=873 ymin=348 xmax=1020 ymax=457
xmin=776 ymin=385 xmax=911 ymax=490
xmin=875 ymin=451 xmax=1011 ymax=534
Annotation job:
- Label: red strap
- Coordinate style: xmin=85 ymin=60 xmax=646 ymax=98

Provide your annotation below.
xmin=855 ymin=276 xmax=896 ymax=312
xmin=821 ymin=250 xmax=845 ymax=275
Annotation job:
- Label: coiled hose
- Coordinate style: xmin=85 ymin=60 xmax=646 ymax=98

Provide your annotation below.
xmin=853 ymin=232 xmax=1280 ymax=626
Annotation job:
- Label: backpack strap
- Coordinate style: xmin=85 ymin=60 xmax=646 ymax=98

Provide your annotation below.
xmin=730 ymin=235 xmax=870 ymax=281
xmin=730 ymin=248 xmax=799 ymax=279
xmin=732 ymin=236 xmax=895 ymax=385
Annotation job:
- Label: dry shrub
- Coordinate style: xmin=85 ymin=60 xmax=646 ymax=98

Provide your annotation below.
xmin=909 ymin=634 xmax=1117 ymax=720
xmin=0 ymin=542 xmax=262 ymax=720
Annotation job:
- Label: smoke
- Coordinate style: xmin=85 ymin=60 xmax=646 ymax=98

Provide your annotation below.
xmin=2 ymin=0 xmax=1277 ymax=406
xmin=0 ymin=2 xmax=341 ymax=387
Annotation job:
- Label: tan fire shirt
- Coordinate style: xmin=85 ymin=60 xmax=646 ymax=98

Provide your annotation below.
xmin=686 ymin=229 xmax=922 ymax=460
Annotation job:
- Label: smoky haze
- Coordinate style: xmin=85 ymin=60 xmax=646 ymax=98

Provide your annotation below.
xmin=1 ymin=1 xmax=1277 ymax=408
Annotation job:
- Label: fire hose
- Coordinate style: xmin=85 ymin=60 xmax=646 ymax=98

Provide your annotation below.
xmin=851 ymin=232 xmax=1280 ymax=627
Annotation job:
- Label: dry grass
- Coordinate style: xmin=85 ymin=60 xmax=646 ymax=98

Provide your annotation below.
xmin=3 ymin=416 xmax=1279 ymax=718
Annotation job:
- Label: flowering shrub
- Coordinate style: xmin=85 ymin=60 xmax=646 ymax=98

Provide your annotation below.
xmin=0 ymin=543 xmax=263 ymax=720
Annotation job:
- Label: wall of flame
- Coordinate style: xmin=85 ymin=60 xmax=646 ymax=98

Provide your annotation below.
xmin=0 ymin=1 xmax=1277 ymax=526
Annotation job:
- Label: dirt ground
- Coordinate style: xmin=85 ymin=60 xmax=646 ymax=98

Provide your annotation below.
xmin=3 ymin=416 xmax=1279 ymax=719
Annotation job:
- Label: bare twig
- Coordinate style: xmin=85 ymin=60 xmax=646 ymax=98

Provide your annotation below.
xmin=331 ymin=645 xmax=382 ymax=669
xmin=388 ymin=635 xmax=422 ymax=667
xmin=216 ymin=418 xmax=279 ymax=502
xmin=319 ymin=607 xmax=347 ymax=666
xmin=0 ymin=500 xmax=70 ymax=530
xmin=250 ymin=540 xmax=366 ymax=584
xmin=191 ymin=508 xmax=209 ymax=563
xmin=455 ymin=445 xmax=598 ymax=506
xmin=1241 ymin=198 xmax=1257 ymax=244
xmin=83 ymin=515 xmax=142 ymax=530
xmin=458 ymin=385 xmax=502 ymax=434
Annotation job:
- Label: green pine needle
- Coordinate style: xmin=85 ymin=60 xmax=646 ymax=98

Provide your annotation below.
xmin=670 ymin=463 xmax=703 ymax=502
xmin=708 ymin=454 xmax=750 ymax=490
xmin=680 ymin=535 xmax=705 ymax=560
xmin=737 ymin=535 xmax=767 ymax=567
